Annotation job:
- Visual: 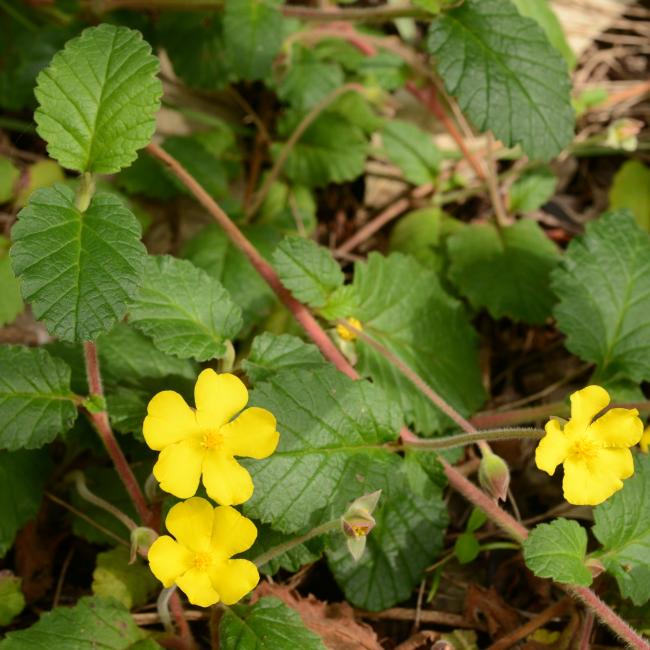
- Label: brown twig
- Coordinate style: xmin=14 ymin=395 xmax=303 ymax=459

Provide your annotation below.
xmin=359 ymin=607 xmax=476 ymax=629
xmin=83 ymin=342 xmax=153 ymax=526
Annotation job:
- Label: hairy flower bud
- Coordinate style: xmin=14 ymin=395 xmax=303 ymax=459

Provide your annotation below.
xmin=478 ymin=452 xmax=510 ymax=502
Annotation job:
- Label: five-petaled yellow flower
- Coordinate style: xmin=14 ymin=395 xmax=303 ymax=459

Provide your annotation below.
xmin=148 ymin=497 xmax=259 ymax=607
xmin=640 ymin=426 xmax=650 ymax=454
xmin=144 ymin=369 xmax=279 ymax=505
xmin=535 ymin=385 xmax=643 ymax=505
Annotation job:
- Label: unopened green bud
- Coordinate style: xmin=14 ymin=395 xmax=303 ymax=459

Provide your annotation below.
xmin=130 ymin=527 xmax=158 ymax=563
xmin=478 ymin=452 xmax=510 ymax=502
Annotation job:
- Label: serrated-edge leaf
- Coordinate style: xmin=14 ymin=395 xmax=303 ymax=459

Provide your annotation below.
xmin=0 ymin=346 xmax=77 ymax=450
xmin=11 ymin=184 xmax=146 ymax=342
xmin=34 ymin=24 xmax=162 ymax=173
xmin=129 ymin=255 xmax=243 ymax=361
xmin=523 ymin=518 xmax=592 ymax=586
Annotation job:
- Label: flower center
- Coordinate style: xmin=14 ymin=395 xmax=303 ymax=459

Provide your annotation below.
xmin=192 ymin=552 xmax=213 ymax=571
xmin=569 ymin=437 xmax=599 ymax=462
xmin=201 ymin=429 xmax=224 ymax=450
xmin=351 ymin=525 xmax=367 ymax=537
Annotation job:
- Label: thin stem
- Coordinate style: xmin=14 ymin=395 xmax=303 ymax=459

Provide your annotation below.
xmin=245 ymin=83 xmax=363 ymax=218
xmin=68 ymin=470 xmax=138 ymax=532
xmin=253 ymin=519 xmax=339 ymax=568
xmin=170 ymin=591 xmax=195 ymax=649
xmin=83 ymin=342 xmax=154 ymax=526
xmin=578 ymin=611 xmax=595 ymax=650
xmin=402 ymin=428 xmax=544 ymax=451
xmin=485 ymin=133 xmax=509 ymax=228
xmin=147 ymin=142 xmax=359 ymax=381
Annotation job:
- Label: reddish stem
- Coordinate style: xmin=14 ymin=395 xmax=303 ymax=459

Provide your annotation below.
xmin=83 ymin=342 xmax=153 ymax=527
xmin=170 ymin=591 xmax=195 ymax=649
xmin=406 ymin=82 xmax=487 ymax=182
xmin=147 ymin=142 xmax=358 ymax=381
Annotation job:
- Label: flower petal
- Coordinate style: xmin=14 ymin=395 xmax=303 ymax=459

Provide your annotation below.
xmin=147 ymin=536 xmax=193 ymax=588
xmin=562 ymin=450 xmax=631 ymax=505
xmin=176 ymin=568 xmax=220 ymax=607
xmin=143 ymin=390 xmax=199 ymax=451
xmin=209 ymin=559 xmax=259 ymax=605
xmin=211 ymin=506 xmax=258 ymax=558
xmin=641 ymin=426 xmax=650 ymax=454
xmin=165 ymin=497 xmax=215 ymax=552
xmin=589 ymin=408 xmax=643 ymax=448
xmin=153 ymin=440 xmax=204 ymax=500
xmin=569 ymin=385 xmax=610 ymax=430
xmin=202 ymin=451 xmax=254 ymax=505
xmin=535 ymin=419 xmax=569 ymax=476
xmin=221 ymin=407 xmax=279 ymax=459
xmin=194 ymin=369 xmax=248 ymax=429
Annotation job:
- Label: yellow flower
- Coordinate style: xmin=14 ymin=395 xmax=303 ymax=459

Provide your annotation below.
xmin=337 ymin=317 xmax=363 ymax=342
xmin=144 ymin=369 xmax=279 ymax=505
xmin=148 ymin=497 xmax=259 ymax=607
xmin=640 ymin=426 xmax=650 ymax=454
xmin=535 ymin=385 xmax=643 ymax=506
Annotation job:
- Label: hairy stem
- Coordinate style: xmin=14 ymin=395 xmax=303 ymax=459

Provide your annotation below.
xmin=253 ymin=520 xmax=340 ymax=568
xmin=147 ymin=142 xmax=359 ymax=381
xmin=245 ymin=83 xmax=363 ymax=219
xmin=83 ymin=342 xmax=153 ymax=526
xmin=403 ymin=427 xmax=544 ymax=451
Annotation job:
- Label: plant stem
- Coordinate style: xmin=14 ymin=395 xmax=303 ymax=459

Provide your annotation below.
xmin=403 ymin=428 xmax=544 ymax=451
xmin=245 ymin=83 xmax=364 ymax=219
xmin=83 ymin=342 xmax=154 ymax=526
xmin=253 ymin=520 xmax=340 ymax=568
xmin=485 ymin=132 xmax=509 ymax=229
xmin=147 ymin=142 xmax=359 ymax=381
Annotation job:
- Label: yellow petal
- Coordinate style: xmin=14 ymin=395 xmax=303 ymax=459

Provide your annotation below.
xmin=165 ymin=496 xmax=215 ymax=552
xmin=176 ymin=567 xmax=220 ymax=607
xmin=147 ymin=536 xmax=193 ymax=588
xmin=202 ymin=451 xmax=254 ymax=505
xmin=535 ymin=419 xmax=569 ymax=476
xmin=562 ymin=451 xmax=629 ymax=506
xmin=153 ymin=440 xmax=204 ymax=500
xmin=194 ymin=370 xmax=248 ymax=429
xmin=589 ymin=408 xmax=643 ymax=448
xmin=209 ymin=559 xmax=259 ymax=605
xmin=143 ymin=390 xmax=199 ymax=451
xmin=569 ymin=385 xmax=610 ymax=430
xmin=221 ymin=407 xmax=279 ymax=459
xmin=210 ymin=506 xmax=258 ymax=558
xmin=641 ymin=426 xmax=650 ymax=454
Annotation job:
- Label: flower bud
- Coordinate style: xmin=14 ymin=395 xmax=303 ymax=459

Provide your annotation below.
xmin=130 ymin=526 xmax=158 ymax=563
xmin=341 ymin=490 xmax=382 ymax=562
xmin=586 ymin=558 xmax=605 ymax=578
xmin=478 ymin=452 xmax=510 ymax=502
xmin=605 ymin=118 xmax=643 ymax=152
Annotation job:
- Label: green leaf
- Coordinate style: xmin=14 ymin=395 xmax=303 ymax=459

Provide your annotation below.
xmin=428 ymin=0 xmax=574 ymax=160
xmin=129 ymin=255 xmax=242 ymax=361
xmin=258 ymin=182 xmax=317 ymax=235
xmin=183 ymin=224 xmax=280 ymax=333
xmin=389 ymin=207 xmax=463 ymax=272
xmin=327 ymin=486 xmax=447 ymax=611
xmin=454 ymin=532 xmax=480 ymax=564
xmin=0 ymin=156 xmax=20 ymax=203
xmin=243 ymin=367 xmax=403 ymax=533
xmin=220 ymin=596 xmax=326 ymax=650
xmin=224 ymin=0 xmax=283 ymax=81
xmin=278 ymin=48 xmax=344 ymax=112
xmin=448 ymin=220 xmax=560 ymax=324
xmin=0 ymin=238 xmax=23 ymax=327
xmin=243 ymin=333 xmax=325 ymax=385
xmin=381 ymin=120 xmax=441 ymax=185
xmin=0 ymin=596 xmax=158 ymax=650
xmin=511 ymin=0 xmax=576 ymax=69
xmin=508 ymin=165 xmax=557 ymax=213
xmin=358 ymin=51 xmax=408 ymax=92
xmin=0 ymin=450 xmax=52 ymax=556
xmin=0 ymin=575 xmax=25 ymax=627
xmin=593 ymin=454 xmax=650 ymax=605
xmin=11 ymin=185 xmax=146 ymax=341
xmin=552 ymin=211 xmax=650 ymax=382
xmin=248 ymin=524 xmax=325 ymax=576
xmin=609 ymin=161 xmax=650 ymax=231
xmin=0 ymin=346 xmax=77 ymax=450
xmin=353 ymin=253 xmax=485 ymax=434
xmin=92 ymin=547 xmax=158 ymax=609
xmin=523 ymin=518 xmax=592 ymax=586
xmin=34 ymin=24 xmax=161 ymax=173
xmin=275 ymin=113 xmax=367 ymax=188
xmin=319 ymin=285 xmax=360 ymax=321
xmin=158 ymin=13 xmax=229 ymax=90
xmin=14 ymin=160 xmax=65 ymax=209
xmin=273 ymin=236 xmax=343 ymax=308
